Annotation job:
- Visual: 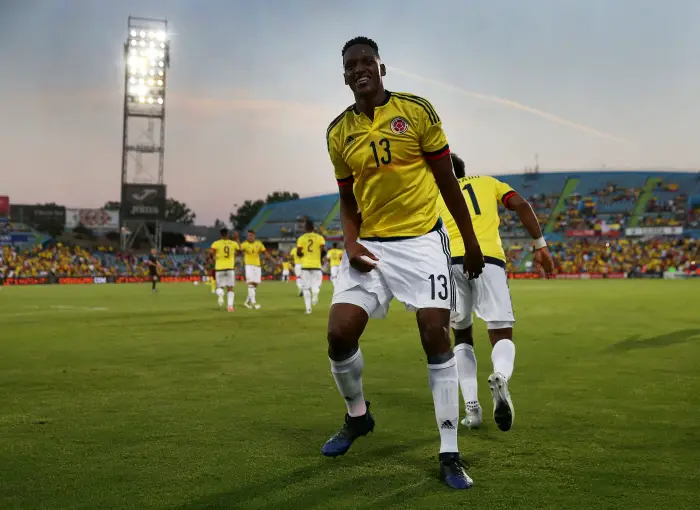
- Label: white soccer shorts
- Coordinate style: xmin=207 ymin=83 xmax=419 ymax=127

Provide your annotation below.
xmin=300 ymin=269 xmax=323 ymax=290
xmin=330 ymin=266 xmax=340 ymax=280
xmin=294 ymin=264 xmax=302 ymax=278
xmin=331 ymin=224 xmax=454 ymax=318
xmin=215 ymin=269 xmax=235 ymax=288
xmin=282 ymin=269 xmax=290 ymax=277
xmin=450 ymin=262 xmax=515 ymax=330
xmin=245 ymin=265 xmax=262 ymax=284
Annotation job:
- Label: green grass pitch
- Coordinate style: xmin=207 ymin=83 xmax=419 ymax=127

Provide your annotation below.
xmin=1 ymin=280 xmax=699 ymax=509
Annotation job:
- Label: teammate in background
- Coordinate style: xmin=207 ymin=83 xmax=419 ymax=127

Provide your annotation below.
xmin=326 ymin=242 xmax=343 ymax=286
xmin=291 ymin=246 xmax=303 ymax=296
xmin=240 ymin=230 xmax=272 ymax=309
xmin=436 ymin=153 xmax=554 ymax=431
xmin=147 ymin=249 xmax=162 ymax=292
xmin=297 ymin=219 xmax=326 ymax=314
xmin=281 ymin=260 xmax=292 ymax=282
xmin=208 ymin=250 xmax=217 ymax=294
xmin=322 ymin=37 xmax=484 ymax=490
xmin=210 ymin=227 xmax=240 ymax=312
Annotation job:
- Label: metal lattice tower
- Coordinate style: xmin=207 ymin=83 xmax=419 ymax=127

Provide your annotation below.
xmin=120 ymin=16 xmax=170 ymax=251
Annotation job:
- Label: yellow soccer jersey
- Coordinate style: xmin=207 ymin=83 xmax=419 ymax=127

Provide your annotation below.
xmin=327 ymin=248 xmax=343 ymax=267
xmin=297 ymin=232 xmax=326 ymax=269
xmin=282 ymin=261 xmax=291 ymax=271
xmin=436 ymin=175 xmax=516 ymax=263
xmin=210 ymin=239 xmax=240 ymax=271
xmin=240 ymin=240 xmax=266 ymax=266
xmin=326 ymin=91 xmax=449 ymax=240
xmin=291 ymin=247 xmax=302 ymax=265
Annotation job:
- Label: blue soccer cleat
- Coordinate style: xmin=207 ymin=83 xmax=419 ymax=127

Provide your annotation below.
xmin=322 ymin=401 xmax=374 ymax=457
xmin=439 ymin=453 xmax=473 ymax=490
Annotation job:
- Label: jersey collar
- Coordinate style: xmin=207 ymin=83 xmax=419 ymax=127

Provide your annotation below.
xmin=352 ymin=90 xmax=392 ymax=115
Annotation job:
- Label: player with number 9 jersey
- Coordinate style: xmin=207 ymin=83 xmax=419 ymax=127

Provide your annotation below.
xmin=210 ymin=228 xmax=240 ymax=311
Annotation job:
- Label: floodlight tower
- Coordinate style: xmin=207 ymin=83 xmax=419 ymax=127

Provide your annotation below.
xmin=120 ymin=17 xmax=170 ymax=251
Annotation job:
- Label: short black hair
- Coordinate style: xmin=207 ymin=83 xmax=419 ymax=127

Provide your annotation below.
xmin=451 ymin=153 xmax=466 ymax=179
xmin=333 ymin=242 xmax=338 ymax=248
xmin=342 ymin=37 xmax=379 ymax=58
xmin=247 ymin=229 xmax=255 ymax=234
xmin=219 ymin=227 xmax=228 ymax=235
xmin=305 ymin=219 xmax=314 ymax=231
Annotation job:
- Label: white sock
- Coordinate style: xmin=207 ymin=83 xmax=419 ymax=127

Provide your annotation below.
xmin=303 ymin=289 xmax=312 ymax=311
xmin=311 ymin=287 xmax=320 ymax=303
xmin=491 ymin=339 xmax=515 ymax=380
xmin=330 ymin=349 xmax=366 ymax=417
xmin=428 ymin=355 xmax=460 ymax=453
xmin=454 ymin=343 xmax=479 ymax=410
xmin=227 ymin=291 xmax=234 ymax=308
xmin=248 ymin=285 xmax=256 ymax=304
xmin=216 ymin=288 xmax=224 ymax=298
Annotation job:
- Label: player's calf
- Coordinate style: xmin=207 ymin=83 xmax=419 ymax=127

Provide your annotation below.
xmin=417 ymin=308 xmax=464 ymax=486
xmin=453 ymin=326 xmax=481 ymax=427
xmin=322 ymin=304 xmax=371 ymax=457
xmin=487 ymin=328 xmax=516 ymax=431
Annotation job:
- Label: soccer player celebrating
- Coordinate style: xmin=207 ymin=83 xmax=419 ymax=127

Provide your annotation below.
xmin=437 ymin=153 xmax=554 ymax=431
xmin=322 ymin=37 xmax=484 ymax=490
xmin=240 ymin=230 xmax=271 ymax=309
xmin=210 ymin=227 xmax=240 ymax=312
xmin=326 ymin=242 xmax=343 ymax=286
xmin=296 ymin=219 xmax=326 ymax=314
xmin=147 ymin=248 xmax=162 ymax=292
xmin=291 ymin=246 xmax=303 ymax=296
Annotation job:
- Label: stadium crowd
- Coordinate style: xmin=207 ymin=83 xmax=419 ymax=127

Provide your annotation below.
xmin=2 ymin=237 xmax=698 ymax=281
xmin=0 ymin=244 xmax=294 ymax=280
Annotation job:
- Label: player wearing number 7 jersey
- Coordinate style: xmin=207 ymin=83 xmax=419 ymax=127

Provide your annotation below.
xmin=436 ymin=152 xmax=554 ymax=432
xmin=321 ymin=36 xmax=484 ymax=490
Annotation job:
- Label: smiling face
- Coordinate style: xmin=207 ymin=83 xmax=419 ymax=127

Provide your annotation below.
xmin=343 ymin=44 xmax=385 ymax=98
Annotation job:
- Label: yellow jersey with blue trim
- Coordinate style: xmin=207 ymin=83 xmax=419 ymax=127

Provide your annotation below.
xmin=296 ymin=232 xmax=326 ymax=269
xmin=436 ymin=175 xmax=516 ymax=264
xmin=327 ymin=248 xmax=343 ymax=267
xmin=291 ymin=248 xmax=302 ymax=265
xmin=210 ymin=239 xmax=240 ymax=271
xmin=240 ymin=240 xmax=266 ymax=266
xmin=326 ymin=91 xmax=450 ymax=240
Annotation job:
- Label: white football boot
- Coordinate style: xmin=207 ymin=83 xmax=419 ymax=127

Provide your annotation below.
xmin=461 ymin=406 xmax=483 ymax=429
xmin=488 ymin=372 xmax=514 ymax=431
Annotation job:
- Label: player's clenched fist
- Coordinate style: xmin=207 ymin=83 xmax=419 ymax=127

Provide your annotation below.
xmin=346 ymin=241 xmax=378 ymax=273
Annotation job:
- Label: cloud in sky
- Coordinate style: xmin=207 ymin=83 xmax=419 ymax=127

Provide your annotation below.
xmin=388 ymin=67 xmax=635 ymax=146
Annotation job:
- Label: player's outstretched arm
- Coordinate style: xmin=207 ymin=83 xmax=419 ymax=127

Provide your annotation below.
xmin=429 ymin=155 xmax=484 ymax=279
xmin=507 ymin=193 xmax=554 ymax=278
xmin=338 ymin=185 xmax=377 ymax=272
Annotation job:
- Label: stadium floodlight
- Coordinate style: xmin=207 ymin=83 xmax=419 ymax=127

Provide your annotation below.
xmin=123 ymin=21 xmax=169 ymax=108
xmin=121 ymin=16 xmax=170 ymax=252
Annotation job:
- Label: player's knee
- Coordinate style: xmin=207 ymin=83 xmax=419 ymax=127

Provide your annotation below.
xmin=327 ymin=329 xmax=360 ymax=361
xmin=488 ymin=326 xmax=514 ymax=346
xmin=453 ymin=325 xmax=474 ymax=346
xmin=419 ymin=323 xmax=452 ymax=357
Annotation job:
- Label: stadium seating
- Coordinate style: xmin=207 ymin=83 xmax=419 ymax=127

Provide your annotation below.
xmin=3 ymin=171 xmax=698 ymax=282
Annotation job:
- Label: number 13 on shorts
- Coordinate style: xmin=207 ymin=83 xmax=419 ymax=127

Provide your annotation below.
xmin=428 ymin=274 xmax=449 ymax=301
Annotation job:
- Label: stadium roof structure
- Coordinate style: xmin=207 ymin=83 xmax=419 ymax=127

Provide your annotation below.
xmin=246 ymin=170 xmax=700 ymax=242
